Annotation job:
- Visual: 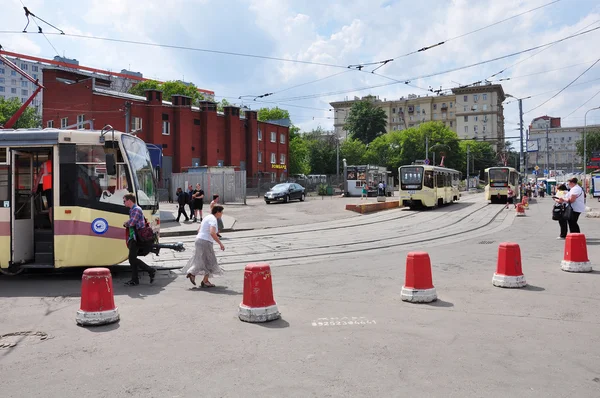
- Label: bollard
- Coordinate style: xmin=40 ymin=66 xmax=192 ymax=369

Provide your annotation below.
xmin=76 ymin=268 xmax=120 ymax=326
xmin=401 ymin=252 xmax=437 ymax=303
xmin=516 ymin=203 xmax=526 ymax=216
xmin=238 ymin=263 xmax=280 ymax=322
xmin=492 ymin=242 xmax=527 ymax=288
xmin=522 ymin=195 xmax=529 ymax=209
xmin=561 ymin=233 xmax=592 ymax=272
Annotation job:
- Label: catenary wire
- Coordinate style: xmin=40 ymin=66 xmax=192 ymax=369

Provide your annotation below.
xmin=563 ymin=87 xmax=600 ymax=119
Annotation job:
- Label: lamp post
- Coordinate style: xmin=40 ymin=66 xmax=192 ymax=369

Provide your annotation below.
xmin=584 ymin=106 xmax=600 ymax=201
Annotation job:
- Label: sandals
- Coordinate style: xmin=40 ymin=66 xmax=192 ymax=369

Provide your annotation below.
xmin=201 ymin=281 xmax=215 ymax=288
xmin=186 ymin=273 xmax=196 ymax=286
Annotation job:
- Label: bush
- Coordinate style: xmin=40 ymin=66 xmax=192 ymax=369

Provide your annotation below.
xmin=318 ymin=183 xmax=328 ymax=196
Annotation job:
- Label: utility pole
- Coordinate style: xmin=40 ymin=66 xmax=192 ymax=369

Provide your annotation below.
xmin=124 ymin=101 xmax=131 ymax=135
xmin=545 ymin=121 xmax=550 ymax=177
xmin=524 ymin=128 xmax=529 ymax=177
xmin=466 ymin=144 xmax=470 ymax=190
xmin=425 ymin=136 xmax=429 ymax=162
xmin=519 ymin=99 xmax=524 ymax=176
xmin=336 ymin=135 xmax=340 ymax=180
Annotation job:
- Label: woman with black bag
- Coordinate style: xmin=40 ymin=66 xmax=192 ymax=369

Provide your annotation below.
xmin=553 ymin=184 xmax=568 ymax=239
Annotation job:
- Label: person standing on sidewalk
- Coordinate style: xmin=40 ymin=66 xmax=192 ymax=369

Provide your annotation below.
xmin=183 ymin=205 xmax=225 ymax=287
xmin=556 ymin=177 xmax=585 ymax=234
xmin=192 ymin=183 xmax=205 ymax=222
xmin=123 ymin=193 xmax=156 ymax=286
xmin=553 ymin=184 xmax=568 ymax=239
xmin=187 ymin=184 xmax=195 ymax=219
xmin=175 ymin=187 xmax=189 ymax=222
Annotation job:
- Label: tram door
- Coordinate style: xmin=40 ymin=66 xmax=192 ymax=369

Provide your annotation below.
xmin=11 ymin=151 xmax=34 ymax=264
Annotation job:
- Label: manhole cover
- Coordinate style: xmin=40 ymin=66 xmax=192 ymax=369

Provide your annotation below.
xmin=478 ymin=240 xmax=495 ymax=245
xmin=0 ymin=331 xmax=51 ymax=349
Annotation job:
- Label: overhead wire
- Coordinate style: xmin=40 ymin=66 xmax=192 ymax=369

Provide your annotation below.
xmin=563 ymin=87 xmax=600 ymax=119
xmin=524 ymin=58 xmax=600 ymax=114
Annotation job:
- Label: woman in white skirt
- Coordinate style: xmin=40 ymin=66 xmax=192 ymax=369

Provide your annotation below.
xmin=184 ymin=205 xmax=225 ymax=287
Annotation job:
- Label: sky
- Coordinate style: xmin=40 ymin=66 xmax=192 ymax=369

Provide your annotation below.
xmin=2 ymin=0 xmax=600 ymax=143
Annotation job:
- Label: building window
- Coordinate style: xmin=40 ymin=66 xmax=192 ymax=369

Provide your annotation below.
xmin=464 ymin=116 xmax=468 ymax=122
xmin=10 ymin=88 xmax=16 ymax=94
xmin=270 ymin=132 xmax=276 ymax=142
xmin=463 ymin=106 xmax=467 ymax=112
xmin=193 ymin=118 xmax=200 ymax=126
xmin=32 ymin=65 xmax=38 ymax=72
xmin=482 ymin=94 xmax=487 ymax=100
xmin=132 ymin=117 xmax=142 ymax=131
xmin=280 ymin=133 xmax=285 ymax=144
xmin=393 ymin=126 xmax=397 ymax=131
xmin=258 ymin=129 xmax=262 ymax=141
xmin=472 ymin=104 xmax=478 ymax=111
xmin=483 ymin=104 xmax=488 ymax=111
xmin=433 ymin=104 xmax=437 ymax=110
xmin=270 ymin=153 xmax=276 ymax=164
xmin=162 ymin=121 xmax=170 ymax=135
xmin=33 ymin=74 xmax=38 ymax=80
xmin=47 ymin=120 xmax=54 ymax=128
xmin=0 ymin=87 xmax=4 ymax=93
xmin=271 ymin=172 xmax=276 ymax=183
xmin=11 ymin=79 xmax=16 ymax=85
xmin=392 ymin=107 xmax=396 ymax=113
xmin=21 ymin=89 xmax=27 ymax=96
xmin=463 ymin=95 xmax=468 ymax=102
xmin=162 ymin=113 xmax=169 ymax=121
xmin=464 ymin=126 xmax=468 ymax=133
xmin=21 ymin=63 xmax=28 ymax=70
xmin=10 ymin=70 xmax=16 ymax=76
xmin=450 ymin=102 xmax=453 ymax=108
xmin=21 ymin=98 xmax=26 ymax=104
xmin=258 ymin=151 xmax=263 ymax=163
xmin=473 ymin=94 xmax=479 ymax=102
xmin=433 ymin=113 xmax=438 ymax=120
xmin=0 ymin=68 xmax=4 ymax=74
xmin=474 ymin=116 xmax=478 ymax=122
xmin=450 ymin=121 xmax=453 ymax=127
xmin=474 ymin=125 xmax=478 ymax=132
xmin=0 ymin=78 xmax=3 ymax=84
xmin=280 ymin=153 xmax=286 ymax=164
xmin=61 ymin=117 xmax=68 ymax=128
xmin=21 ymin=81 xmax=28 ymax=88
xmin=483 ymin=126 xmax=486 ymax=132
xmin=77 ymin=114 xmax=85 ymax=126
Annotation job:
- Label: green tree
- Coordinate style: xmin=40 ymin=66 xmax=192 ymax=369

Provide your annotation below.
xmin=304 ymin=128 xmax=338 ymax=174
xmin=128 ymin=80 xmax=205 ymax=105
xmin=216 ymin=99 xmax=230 ymax=112
xmin=396 ymin=122 xmax=461 ymax=169
xmin=343 ymin=100 xmax=387 ymax=144
xmin=459 ymin=140 xmax=497 ymax=178
xmin=576 ymin=130 xmax=600 ymax=163
xmin=257 ymin=107 xmax=290 ymax=122
xmin=340 ymin=138 xmax=368 ymax=166
xmin=288 ymin=136 xmax=310 ymax=175
xmin=0 ymin=98 xmax=41 ymax=129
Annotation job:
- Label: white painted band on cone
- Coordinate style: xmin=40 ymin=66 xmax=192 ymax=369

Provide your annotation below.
xmin=238 ymin=304 xmax=280 ymax=323
xmin=492 ymin=273 xmax=527 ymax=288
xmin=400 ymin=287 xmax=437 ymax=303
xmin=561 ymin=260 xmax=592 ymax=273
xmin=76 ymin=308 xmax=120 ymax=326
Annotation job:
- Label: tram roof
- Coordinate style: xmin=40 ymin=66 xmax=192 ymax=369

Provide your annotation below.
xmin=399 ymin=164 xmax=460 ymax=173
xmin=484 ymin=166 xmax=519 ymax=172
xmin=0 ymin=128 xmax=128 ymax=146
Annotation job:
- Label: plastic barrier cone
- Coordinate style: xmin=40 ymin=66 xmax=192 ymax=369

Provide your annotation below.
xmin=522 ymin=195 xmax=529 ymax=209
xmin=76 ymin=268 xmax=119 ymax=326
xmin=401 ymin=252 xmax=437 ymax=303
xmin=492 ymin=242 xmax=527 ymax=288
xmin=238 ymin=263 xmax=280 ymax=322
xmin=561 ymin=233 xmax=592 ymax=272
xmin=516 ymin=203 xmax=526 ymax=216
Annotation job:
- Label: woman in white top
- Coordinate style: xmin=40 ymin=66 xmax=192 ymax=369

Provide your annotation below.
xmin=556 ymin=177 xmax=585 ymax=234
xmin=183 ymin=205 xmax=225 ymax=287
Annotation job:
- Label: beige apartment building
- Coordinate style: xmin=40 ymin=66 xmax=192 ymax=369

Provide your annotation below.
xmin=330 ymin=83 xmax=506 ymax=150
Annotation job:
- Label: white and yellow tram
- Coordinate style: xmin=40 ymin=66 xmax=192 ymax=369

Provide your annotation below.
xmin=398 ymin=165 xmax=461 ymax=209
xmin=484 ymin=166 xmax=520 ymax=204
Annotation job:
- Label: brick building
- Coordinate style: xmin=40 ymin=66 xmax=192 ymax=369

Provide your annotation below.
xmin=41 ymin=68 xmax=289 ymax=182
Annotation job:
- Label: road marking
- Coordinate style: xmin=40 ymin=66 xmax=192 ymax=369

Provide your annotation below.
xmin=311 ymin=317 xmax=376 ymax=327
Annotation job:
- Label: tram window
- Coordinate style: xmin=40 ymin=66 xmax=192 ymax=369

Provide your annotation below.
xmin=76 ymin=145 xmax=105 ymax=163
xmin=424 ymin=171 xmax=434 ymax=188
xmin=0 ymin=166 xmax=8 ymax=202
xmin=436 ymin=173 xmax=444 ymax=187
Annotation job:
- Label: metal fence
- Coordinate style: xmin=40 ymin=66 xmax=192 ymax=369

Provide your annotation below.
xmin=168 ymin=171 xmax=247 ymax=204
xmin=246 ymin=175 xmax=346 ymax=198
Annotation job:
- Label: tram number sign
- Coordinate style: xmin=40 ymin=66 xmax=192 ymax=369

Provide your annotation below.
xmin=408 ymin=190 xmax=416 ymax=195
xmin=2 ymin=201 xmax=9 ymax=208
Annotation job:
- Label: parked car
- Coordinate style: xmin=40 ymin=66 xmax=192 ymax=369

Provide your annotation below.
xmin=264 ymin=183 xmax=306 ymax=204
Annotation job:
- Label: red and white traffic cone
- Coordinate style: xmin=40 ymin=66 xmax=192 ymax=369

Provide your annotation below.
xmin=401 ymin=252 xmax=437 ymax=303
xmin=238 ymin=263 xmax=280 ymax=323
xmin=76 ymin=268 xmax=119 ymax=326
xmin=492 ymin=242 xmax=527 ymax=288
xmin=561 ymin=233 xmax=592 ymax=272
xmin=516 ymin=203 xmax=526 ymax=216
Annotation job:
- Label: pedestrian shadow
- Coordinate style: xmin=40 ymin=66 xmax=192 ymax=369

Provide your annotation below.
xmin=250 ymin=317 xmax=290 ymax=329
xmin=188 ymin=285 xmax=242 ymax=295
xmin=523 ymin=284 xmax=545 ymax=292
xmin=425 ymin=299 xmax=454 ymax=308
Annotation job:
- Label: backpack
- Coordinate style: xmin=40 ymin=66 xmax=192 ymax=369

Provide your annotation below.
xmin=552 ymin=203 xmax=565 ymax=221
xmin=136 ymin=218 xmax=155 ymax=243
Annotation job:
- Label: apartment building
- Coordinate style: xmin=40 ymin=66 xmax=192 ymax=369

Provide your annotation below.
xmin=330 ymin=83 xmax=505 ymax=150
xmin=528 ymin=116 xmax=598 ymax=173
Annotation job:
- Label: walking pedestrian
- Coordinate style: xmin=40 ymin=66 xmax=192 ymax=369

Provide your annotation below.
xmin=187 ymin=184 xmax=194 ymax=219
xmin=553 ymin=184 xmax=568 ymax=239
xmin=556 ymin=177 xmax=585 ymax=234
xmin=184 ymin=205 xmax=225 ymax=287
xmin=504 ymin=186 xmax=516 ymax=209
xmin=210 ymin=194 xmax=224 ymax=238
xmin=122 ymin=193 xmax=156 ymax=286
xmin=192 ymin=183 xmax=205 ymax=222
xmin=175 ymin=187 xmax=189 ymax=222
xmin=361 ymin=183 xmax=368 ymax=200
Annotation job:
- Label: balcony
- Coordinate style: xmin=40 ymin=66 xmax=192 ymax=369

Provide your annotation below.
xmin=441 ymin=104 xmax=448 ymax=110
xmin=407 ymin=106 xmax=414 ymax=113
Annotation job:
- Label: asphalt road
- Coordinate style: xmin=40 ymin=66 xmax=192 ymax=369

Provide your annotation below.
xmin=1 ymin=194 xmax=599 ymax=397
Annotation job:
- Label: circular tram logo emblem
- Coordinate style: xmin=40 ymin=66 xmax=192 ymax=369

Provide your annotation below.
xmin=91 ymin=218 xmax=109 ymax=235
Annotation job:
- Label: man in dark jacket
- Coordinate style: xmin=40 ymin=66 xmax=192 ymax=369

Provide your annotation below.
xmin=176 ymin=187 xmax=189 ymax=222
xmin=187 ymin=184 xmax=194 ymax=219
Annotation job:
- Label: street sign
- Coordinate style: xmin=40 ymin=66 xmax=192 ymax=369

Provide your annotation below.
xmin=424 ymin=158 xmax=430 ymax=165
xmin=535 ymin=165 xmax=539 ymax=171
xmin=532 ymin=170 xmax=538 ymax=175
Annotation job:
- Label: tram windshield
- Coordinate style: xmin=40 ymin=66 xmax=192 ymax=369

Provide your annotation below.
xmin=122 ymin=135 xmax=158 ymax=210
xmin=489 ymin=168 xmax=509 ymax=187
xmin=401 ymin=166 xmax=423 ymax=188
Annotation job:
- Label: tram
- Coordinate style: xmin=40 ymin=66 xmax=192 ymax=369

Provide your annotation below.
xmin=398 ymin=165 xmax=461 ymax=209
xmin=484 ymin=166 xmax=520 ymax=204
xmin=0 ymin=126 xmax=176 ymax=275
